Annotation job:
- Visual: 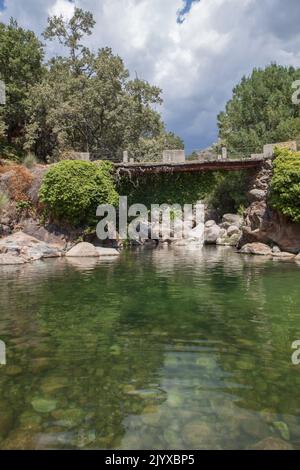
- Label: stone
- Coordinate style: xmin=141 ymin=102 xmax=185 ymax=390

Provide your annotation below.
xmin=250 ymin=437 xmax=293 ymax=450
xmin=0 ymin=224 xmax=11 ymax=237
xmin=216 ymin=233 xmax=241 ymax=247
xmin=239 ymin=243 xmax=272 ymax=256
xmin=31 ymin=398 xmax=57 ymax=413
xmin=183 ymin=421 xmax=214 ymax=448
xmin=0 ymin=254 xmax=26 ymax=265
xmin=222 ymin=214 xmax=243 ymax=227
xmin=204 ymin=224 xmax=221 ymax=244
xmin=248 ymin=189 xmax=267 ymax=202
xmin=272 ymin=245 xmax=281 ymax=253
xmin=66 ymin=242 xmax=99 ymax=257
xmin=205 ymin=220 xmax=216 ymax=228
xmin=227 ymin=225 xmax=241 ymax=237
xmin=295 ymin=253 xmax=300 ymax=262
xmin=240 ymin=417 xmax=269 ymax=439
xmin=0 ymin=232 xmax=62 ymax=261
xmin=95 ymin=247 xmax=120 ymax=256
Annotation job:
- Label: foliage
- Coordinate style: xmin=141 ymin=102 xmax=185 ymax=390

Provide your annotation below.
xmin=127 ymin=132 xmax=184 ymax=162
xmin=218 ymin=64 xmax=300 ymax=156
xmin=0 ymin=19 xmax=44 ymax=154
xmin=16 ymin=199 xmax=33 ymax=217
xmin=270 ymin=148 xmax=300 ymax=222
xmin=118 ymin=171 xmax=215 ymax=208
xmin=206 ymin=171 xmax=250 ymax=215
xmin=23 ymin=153 xmax=37 ymax=169
xmin=39 ymin=160 xmax=119 ymax=226
xmin=0 ymin=164 xmax=33 ymax=201
xmin=24 ymin=8 xmax=180 ymax=162
xmin=0 ymin=190 xmax=9 ymax=213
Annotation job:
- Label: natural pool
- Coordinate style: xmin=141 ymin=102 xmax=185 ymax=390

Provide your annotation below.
xmin=0 ymin=245 xmax=300 ymax=449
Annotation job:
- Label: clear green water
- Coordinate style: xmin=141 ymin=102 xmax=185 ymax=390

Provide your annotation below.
xmin=0 ymin=246 xmax=300 ymax=450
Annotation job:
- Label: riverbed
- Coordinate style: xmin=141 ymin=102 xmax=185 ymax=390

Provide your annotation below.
xmin=0 ymin=246 xmax=300 ymax=449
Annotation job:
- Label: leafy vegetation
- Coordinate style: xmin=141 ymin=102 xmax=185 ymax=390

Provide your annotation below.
xmin=39 ymin=160 xmax=118 ymax=226
xmin=218 ymin=64 xmax=300 ymax=156
xmin=271 ymin=148 xmax=300 ymax=222
xmin=206 ymin=171 xmax=250 ymax=215
xmin=118 ymin=172 xmax=216 ymax=207
xmin=0 ymin=9 xmax=182 ymax=163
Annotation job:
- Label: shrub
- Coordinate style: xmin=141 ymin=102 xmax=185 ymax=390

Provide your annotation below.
xmin=205 ymin=171 xmax=250 ymax=215
xmin=0 ymin=191 xmax=9 ymax=213
xmin=39 ymin=160 xmax=119 ymax=226
xmin=23 ymin=153 xmax=37 ymax=169
xmin=0 ymin=164 xmax=33 ymax=201
xmin=270 ymin=148 xmax=300 ymax=222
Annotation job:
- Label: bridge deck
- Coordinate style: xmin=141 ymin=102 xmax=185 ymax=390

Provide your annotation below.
xmin=115 ymin=158 xmax=265 ymax=175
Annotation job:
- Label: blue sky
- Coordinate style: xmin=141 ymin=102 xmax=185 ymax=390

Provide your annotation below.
xmin=1 ymin=0 xmax=300 ymax=152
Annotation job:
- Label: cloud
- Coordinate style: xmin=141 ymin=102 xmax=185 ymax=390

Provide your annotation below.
xmin=1 ymin=0 xmax=300 ymax=151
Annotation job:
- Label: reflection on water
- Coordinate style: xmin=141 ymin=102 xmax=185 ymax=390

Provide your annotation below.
xmin=0 ymin=246 xmax=300 ymax=449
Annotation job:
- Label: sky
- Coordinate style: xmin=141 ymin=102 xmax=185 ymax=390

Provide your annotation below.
xmin=1 ymin=0 xmax=300 ymax=152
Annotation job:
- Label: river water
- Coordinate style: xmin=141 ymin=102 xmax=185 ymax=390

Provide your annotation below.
xmin=0 ymin=246 xmax=300 ymax=449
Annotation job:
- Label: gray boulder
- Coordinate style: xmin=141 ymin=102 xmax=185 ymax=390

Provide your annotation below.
xmin=240 ymin=242 xmax=272 ymax=256
xmin=204 ymin=224 xmax=221 ymax=244
xmin=66 ymin=242 xmax=99 ymax=257
xmin=0 ymin=254 xmax=26 ymax=265
xmin=248 ymin=189 xmax=267 ymax=202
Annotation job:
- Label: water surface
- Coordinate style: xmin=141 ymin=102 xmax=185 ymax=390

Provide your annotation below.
xmin=0 ymin=246 xmax=300 ymax=449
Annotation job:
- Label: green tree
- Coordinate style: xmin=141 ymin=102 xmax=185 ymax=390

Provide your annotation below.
xmin=218 ymin=64 xmax=300 ymax=157
xmin=25 ymin=8 xmax=182 ymax=162
xmin=0 ymin=19 xmax=44 ymax=154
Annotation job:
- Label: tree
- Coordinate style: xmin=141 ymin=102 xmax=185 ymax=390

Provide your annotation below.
xmin=218 ymin=64 xmax=300 ymax=157
xmin=25 ymin=9 xmax=182 ymax=162
xmin=0 ymin=19 xmax=44 ymax=154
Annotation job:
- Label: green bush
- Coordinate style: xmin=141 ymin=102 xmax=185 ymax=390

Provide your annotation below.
xmin=271 ymin=148 xmax=300 ymax=222
xmin=205 ymin=171 xmax=250 ymax=215
xmin=39 ymin=160 xmax=119 ymax=226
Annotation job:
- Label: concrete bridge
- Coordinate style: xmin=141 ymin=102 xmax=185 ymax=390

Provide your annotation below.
xmin=115 ymin=141 xmax=297 ymax=175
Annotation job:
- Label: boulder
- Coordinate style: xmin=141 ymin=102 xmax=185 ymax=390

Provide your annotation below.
xmin=239 ymin=242 xmax=272 ymax=256
xmin=204 ymin=224 xmax=221 ymax=244
xmin=66 ymin=242 xmax=99 ymax=258
xmin=0 ymin=254 xmax=26 ymax=265
xmin=95 ymin=247 xmax=120 ymax=256
xmin=222 ymin=214 xmax=243 ymax=227
xmin=248 ymin=189 xmax=267 ymax=202
xmin=272 ymin=245 xmax=281 ymax=254
xmin=216 ymin=233 xmax=241 ymax=247
xmin=0 ymin=232 xmax=62 ymax=261
xmin=204 ymin=220 xmax=216 ymax=228
xmin=227 ymin=225 xmax=241 ymax=237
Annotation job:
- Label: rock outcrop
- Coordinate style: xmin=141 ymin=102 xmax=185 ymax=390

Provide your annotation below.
xmin=240 ymin=158 xmax=300 ymax=254
xmin=239 ymin=242 xmax=272 ymax=256
xmin=0 ymin=232 xmax=62 ymax=262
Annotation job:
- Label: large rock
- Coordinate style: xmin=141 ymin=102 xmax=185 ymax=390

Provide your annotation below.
xmin=205 ymin=220 xmax=216 ymax=228
xmin=240 ymin=242 xmax=272 ymax=256
xmin=216 ymin=233 xmax=241 ymax=247
xmin=204 ymin=224 xmax=221 ymax=244
xmin=222 ymin=214 xmax=243 ymax=227
xmin=0 ymin=254 xmax=26 ymax=265
xmin=272 ymin=252 xmax=295 ymax=259
xmin=248 ymin=189 xmax=267 ymax=202
xmin=95 ymin=247 xmax=120 ymax=256
xmin=227 ymin=225 xmax=241 ymax=237
xmin=0 ymin=232 xmax=62 ymax=261
xmin=241 ymin=203 xmax=300 ymax=254
xmin=66 ymin=242 xmax=99 ymax=257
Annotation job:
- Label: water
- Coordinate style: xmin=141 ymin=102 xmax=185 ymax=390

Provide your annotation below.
xmin=0 ymin=246 xmax=300 ymax=449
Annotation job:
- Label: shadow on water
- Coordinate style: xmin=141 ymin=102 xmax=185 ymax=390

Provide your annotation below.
xmin=0 ymin=246 xmax=300 ymax=449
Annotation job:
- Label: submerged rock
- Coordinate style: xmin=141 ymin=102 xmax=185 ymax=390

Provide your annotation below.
xmin=250 ymin=436 xmax=293 ymax=450
xmin=183 ymin=421 xmax=214 ymax=448
xmin=31 ymin=398 xmax=57 ymax=413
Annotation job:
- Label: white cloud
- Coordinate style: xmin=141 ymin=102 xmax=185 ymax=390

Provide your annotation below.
xmin=1 ymin=0 xmax=300 ymax=150
xmin=48 ymin=0 xmax=75 ymax=20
